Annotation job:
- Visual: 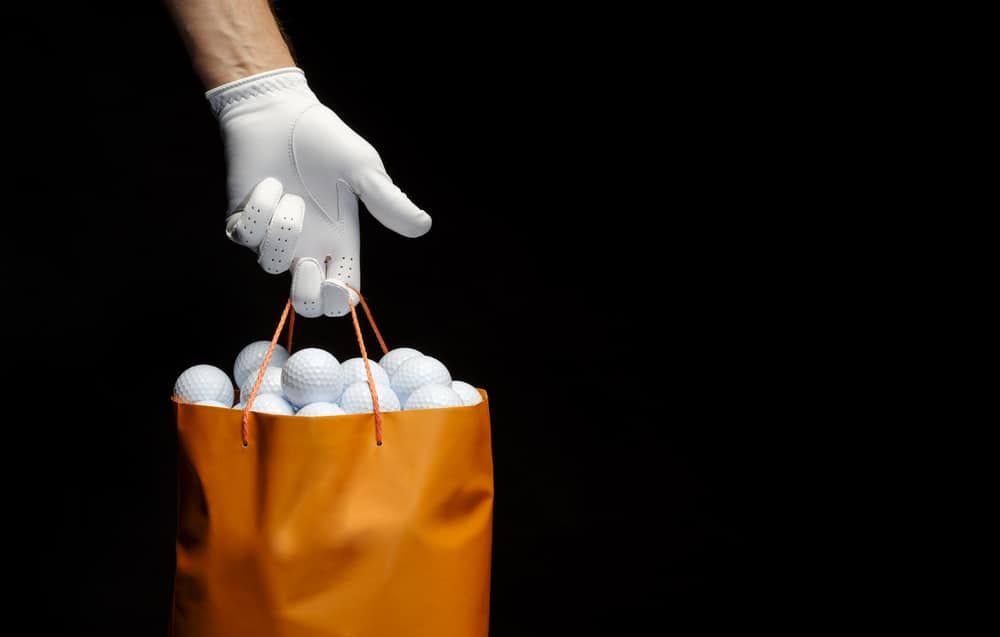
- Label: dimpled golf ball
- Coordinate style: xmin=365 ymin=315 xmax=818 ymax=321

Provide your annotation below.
xmin=296 ymin=402 xmax=346 ymax=417
xmin=239 ymin=365 xmax=284 ymax=401
xmin=247 ymin=393 xmax=295 ymax=415
xmin=390 ymin=355 xmax=451 ymax=403
xmin=234 ymin=340 xmax=290 ymax=388
xmin=450 ymin=380 xmax=483 ymax=406
xmin=338 ymin=357 xmax=390 ymax=388
xmin=281 ymin=348 xmax=342 ymax=407
xmin=175 ymin=364 xmax=235 ymax=405
xmin=195 ymin=399 xmax=231 ymax=408
xmin=339 ymin=381 xmax=401 ymax=414
xmin=405 ymin=384 xmax=464 ymax=410
xmin=379 ymin=347 xmax=423 ymax=376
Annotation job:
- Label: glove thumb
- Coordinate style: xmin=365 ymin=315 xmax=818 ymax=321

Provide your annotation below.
xmin=353 ymin=169 xmax=432 ymax=238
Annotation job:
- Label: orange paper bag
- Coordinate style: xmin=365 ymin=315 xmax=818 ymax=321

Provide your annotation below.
xmin=170 ymin=299 xmax=494 ymax=636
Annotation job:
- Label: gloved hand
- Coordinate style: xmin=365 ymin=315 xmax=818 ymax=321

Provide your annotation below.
xmin=206 ymin=67 xmax=432 ymax=317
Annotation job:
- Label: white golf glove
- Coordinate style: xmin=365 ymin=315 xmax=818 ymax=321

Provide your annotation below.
xmin=206 ymin=67 xmax=432 ymax=317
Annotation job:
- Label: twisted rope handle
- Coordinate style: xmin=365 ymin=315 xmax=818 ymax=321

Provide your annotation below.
xmin=354 ymin=291 xmax=388 ymax=356
xmin=241 ymin=298 xmax=293 ymax=447
xmin=241 ymin=293 xmax=388 ymax=447
xmin=348 ymin=298 xmax=383 ymax=445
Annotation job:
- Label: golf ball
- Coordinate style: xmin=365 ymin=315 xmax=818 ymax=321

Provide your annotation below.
xmin=234 ymin=340 xmax=290 ymax=388
xmin=450 ymin=380 xmax=483 ymax=406
xmin=194 ymin=399 xmax=231 ymax=408
xmin=405 ymin=384 xmax=464 ymax=410
xmin=338 ymin=357 xmax=390 ymax=388
xmin=281 ymin=348 xmax=342 ymax=407
xmin=390 ymin=355 xmax=451 ymax=403
xmin=296 ymin=402 xmax=346 ymax=417
xmin=247 ymin=393 xmax=295 ymax=415
xmin=175 ymin=364 xmax=235 ymax=405
xmin=379 ymin=347 xmax=423 ymax=376
xmin=339 ymin=381 xmax=401 ymax=414
xmin=239 ymin=365 xmax=284 ymax=400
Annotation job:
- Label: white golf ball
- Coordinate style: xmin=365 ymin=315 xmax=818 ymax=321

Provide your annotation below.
xmin=450 ymin=380 xmax=483 ymax=406
xmin=234 ymin=340 xmax=290 ymax=388
xmin=194 ymin=399 xmax=231 ymax=408
xmin=338 ymin=357 xmax=390 ymax=388
xmin=379 ymin=347 xmax=423 ymax=376
xmin=247 ymin=393 xmax=295 ymax=415
xmin=174 ymin=364 xmax=235 ymax=405
xmin=281 ymin=348 xmax=342 ymax=407
xmin=339 ymin=381 xmax=401 ymax=414
xmin=390 ymin=355 xmax=451 ymax=403
xmin=239 ymin=365 xmax=284 ymax=401
xmin=405 ymin=384 xmax=464 ymax=410
xmin=296 ymin=402 xmax=346 ymax=417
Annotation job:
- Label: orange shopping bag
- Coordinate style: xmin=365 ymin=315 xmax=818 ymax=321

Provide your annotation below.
xmin=170 ymin=298 xmax=494 ymax=637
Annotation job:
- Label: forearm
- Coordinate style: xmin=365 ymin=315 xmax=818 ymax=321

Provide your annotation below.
xmin=163 ymin=0 xmax=295 ymax=89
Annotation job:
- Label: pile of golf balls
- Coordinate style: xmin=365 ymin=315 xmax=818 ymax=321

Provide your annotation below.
xmin=174 ymin=341 xmax=483 ymax=416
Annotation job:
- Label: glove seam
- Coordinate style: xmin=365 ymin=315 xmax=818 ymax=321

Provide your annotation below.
xmin=206 ymin=67 xmax=309 ymax=116
xmin=287 ymin=104 xmax=342 ymax=226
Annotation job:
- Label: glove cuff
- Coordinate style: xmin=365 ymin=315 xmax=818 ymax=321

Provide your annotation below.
xmin=205 ymin=67 xmax=309 ymax=116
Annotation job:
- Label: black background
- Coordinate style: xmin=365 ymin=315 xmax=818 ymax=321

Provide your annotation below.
xmin=11 ymin=3 xmax=770 ymax=635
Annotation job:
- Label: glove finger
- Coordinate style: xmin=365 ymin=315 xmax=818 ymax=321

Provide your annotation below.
xmin=321 ymin=257 xmax=359 ymax=318
xmin=257 ymin=193 xmax=304 ymax=274
xmin=354 ymin=169 xmax=432 ymax=238
xmin=310 ymin=182 xmax=359 ymax=317
xmin=317 ymin=180 xmax=362 ymax=289
xmin=226 ymin=177 xmax=283 ymax=249
xmin=290 ymin=257 xmax=324 ymax=318
xmin=321 ymin=281 xmax=356 ymax=317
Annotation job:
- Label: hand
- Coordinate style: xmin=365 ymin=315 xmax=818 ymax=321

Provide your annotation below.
xmin=206 ymin=67 xmax=432 ymax=317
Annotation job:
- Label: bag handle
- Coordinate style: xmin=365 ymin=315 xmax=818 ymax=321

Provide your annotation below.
xmin=241 ymin=292 xmax=390 ymax=448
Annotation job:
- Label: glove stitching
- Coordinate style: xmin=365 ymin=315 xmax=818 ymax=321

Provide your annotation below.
xmin=288 ymin=105 xmax=342 ymax=233
xmin=210 ymin=74 xmax=310 ymax=115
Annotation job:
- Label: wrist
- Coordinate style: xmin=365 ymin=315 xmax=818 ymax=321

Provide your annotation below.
xmin=165 ymin=0 xmax=296 ymax=90
xmin=198 ymin=55 xmax=296 ymax=90
xmin=205 ymin=67 xmax=313 ymax=116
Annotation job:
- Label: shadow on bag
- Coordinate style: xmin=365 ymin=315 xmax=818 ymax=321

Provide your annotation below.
xmin=170 ymin=298 xmax=494 ymax=637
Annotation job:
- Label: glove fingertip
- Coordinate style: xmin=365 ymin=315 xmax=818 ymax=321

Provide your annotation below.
xmin=291 ymin=258 xmax=324 ymax=318
xmin=321 ymin=280 xmax=354 ymax=317
xmin=404 ymin=211 xmax=432 ymax=238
